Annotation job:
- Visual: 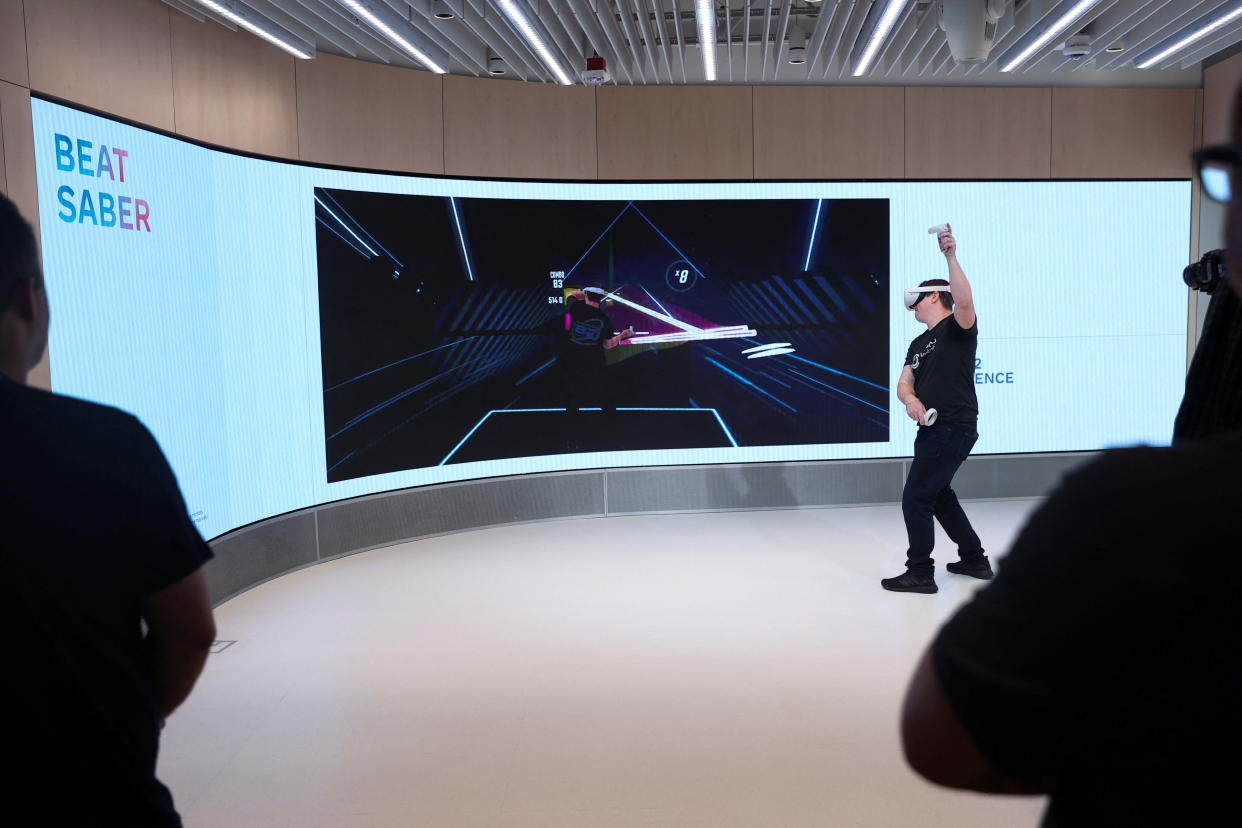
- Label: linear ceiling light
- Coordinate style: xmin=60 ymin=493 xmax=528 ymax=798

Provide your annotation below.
xmin=497 ymin=0 xmax=575 ymax=85
xmin=696 ymin=0 xmax=718 ymax=81
xmin=852 ymin=0 xmax=910 ymax=77
xmin=339 ymin=0 xmax=447 ymax=73
xmin=1001 ymin=0 xmax=1102 ymax=72
xmin=192 ymin=1 xmax=314 ymax=59
xmin=1136 ymin=2 xmax=1242 ymax=69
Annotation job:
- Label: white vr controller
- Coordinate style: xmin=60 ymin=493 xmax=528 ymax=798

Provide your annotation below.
xmin=902 ymin=223 xmax=955 ymax=309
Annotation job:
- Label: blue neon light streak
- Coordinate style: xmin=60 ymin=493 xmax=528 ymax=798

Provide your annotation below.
xmin=323 ymin=337 xmax=476 ymax=392
xmin=329 ymin=355 xmax=492 ymax=440
xmin=642 ymin=285 xmax=674 ymax=318
xmin=791 ymin=278 xmax=838 ymax=325
xmin=704 ymin=357 xmax=797 ymax=413
xmin=812 ymin=275 xmax=850 ymax=315
xmin=514 ymin=358 xmax=555 ymax=386
xmin=438 ymin=411 xmax=497 ymax=465
xmin=709 ymin=409 xmax=739 ymax=447
xmin=628 ymin=203 xmax=707 ymax=279
xmin=437 ymin=407 xmax=737 ymax=464
xmin=327 ymin=450 xmax=357 ymax=474
xmin=314 ymin=194 xmax=378 ymax=257
xmin=788 ymin=368 xmax=887 ymax=414
xmin=787 ymin=354 xmax=887 ymax=391
xmin=315 ymin=215 xmax=372 ymax=259
xmin=740 ymin=338 xmax=887 ymax=392
xmin=321 ymin=190 xmax=403 ymax=267
xmin=449 ymin=197 xmax=475 ymax=282
xmin=567 ymin=203 xmax=632 ymax=277
xmin=803 ymin=198 xmax=823 ymax=271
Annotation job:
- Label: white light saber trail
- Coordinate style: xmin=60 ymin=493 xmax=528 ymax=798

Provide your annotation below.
xmin=624 ymin=328 xmax=757 ymax=345
xmin=601 ymin=290 xmax=704 ymax=333
xmin=741 ymin=342 xmax=793 ymax=354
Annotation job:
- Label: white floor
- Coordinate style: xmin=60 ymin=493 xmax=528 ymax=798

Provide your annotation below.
xmin=160 ymin=500 xmax=1050 ymax=827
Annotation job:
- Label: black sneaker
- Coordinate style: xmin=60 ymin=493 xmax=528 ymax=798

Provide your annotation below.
xmin=881 ymin=571 xmax=938 ymax=594
xmin=946 ymin=557 xmax=994 ymax=580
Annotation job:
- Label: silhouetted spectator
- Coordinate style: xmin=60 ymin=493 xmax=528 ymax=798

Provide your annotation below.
xmin=898 ymin=96 xmax=1242 ymax=826
xmin=1 ymin=193 xmax=216 ymax=826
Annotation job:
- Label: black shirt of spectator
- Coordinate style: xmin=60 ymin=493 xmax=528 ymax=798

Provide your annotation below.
xmin=2 ymin=375 xmax=212 ymax=826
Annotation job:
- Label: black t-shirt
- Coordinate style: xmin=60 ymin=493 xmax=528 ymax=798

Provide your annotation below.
xmin=1 ymin=376 xmax=212 ymax=826
xmin=555 ymin=300 xmax=615 ymax=370
xmin=931 ymin=436 xmax=1241 ymax=827
xmin=904 ymin=314 xmax=978 ymax=424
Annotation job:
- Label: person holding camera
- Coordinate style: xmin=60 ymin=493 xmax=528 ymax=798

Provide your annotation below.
xmin=883 ymin=224 xmax=990 ymax=594
xmin=898 ymin=102 xmax=1242 ymax=824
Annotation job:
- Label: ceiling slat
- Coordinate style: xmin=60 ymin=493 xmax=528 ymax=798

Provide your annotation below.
xmin=760 ymin=0 xmax=775 ymax=81
xmin=872 ymin=0 xmax=922 ymax=76
xmin=818 ymin=0 xmax=856 ymax=77
xmin=292 ymin=0 xmax=402 ymax=62
xmin=917 ymin=39 xmax=950 ymax=76
xmin=613 ymin=0 xmax=648 ymax=83
xmin=886 ymin=1 xmax=937 ymax=75
xmin=832 ymin=0 xmax=871 ymax=78
xmin=773 ymin=0 xmax=793 ymax=81
xmin=650 ymin=0 xmax=675 ymax=84
xmin=744 ymin=0 xmax=753 ymax=82
xmin=1172 ymin=16 xmax=1242 ymax=68
xmin=538 ymin=0 xmax=589 ymax=71
xmin=1045 ymin=0 xmax=1157 ymax=71
xmin=803 ymin=2 xmax=840 ymax=76
xmin=385 ymin=0 xmax=490 ymax=75
xmin=461 ymin=0 xmax=550 ymax=81
xmin=248 ymin=0 xmax=1221 ymax=84
xmin=1093 ymin=0 xmax=1226 ymax=71
xmin=627 ymin=0 xmax=661 ymax=81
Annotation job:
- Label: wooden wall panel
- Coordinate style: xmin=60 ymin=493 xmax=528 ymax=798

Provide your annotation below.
xmin=1 ymin=81 xmax=35 ymax=236
xmin=1051 ymin=88 xmax=1197 ymax=179
xmin=0 ymin=0 xmax=28 ymax=86
xmin=443 ymin=76 xmax=595 ymax=179
xmin=169 ymin=11 xmax=298 ymax=158
xmin=1204 ymin=51 xmax=1242 ymax=146
xmin=906 ymin=87 xmax=1051 ymax=179
xmin=754 ymin=86 xmax=904 ymax=179
xmin=597 ymin=86 xmax=754 ymax=180
xmin=297 ymin=54 xmax=443 ymax=174
xmin=0 ymin=95 xmax=7 ymax=194
xmin=25 ymin=0 xmax=174 ymax=131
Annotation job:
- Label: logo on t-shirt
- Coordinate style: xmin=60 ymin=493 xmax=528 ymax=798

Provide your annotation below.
xmin=911 ymin=338 xmax=937 ymax=371
xmin=570 ymin=318 xmax=605 ymax=346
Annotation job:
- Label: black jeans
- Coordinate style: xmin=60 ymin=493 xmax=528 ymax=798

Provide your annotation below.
xmin=902 ymin=421 xmax=983 ymax=575
xmin=562 ymin=365 xmax=615 ymax=417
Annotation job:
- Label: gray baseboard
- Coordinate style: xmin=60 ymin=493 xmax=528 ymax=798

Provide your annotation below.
xmin=205 ymin=452 xmax=1097 ymax=605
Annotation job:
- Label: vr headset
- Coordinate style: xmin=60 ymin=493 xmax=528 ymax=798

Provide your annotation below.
xmin=903 ymin=285 xmax=951 ymax=310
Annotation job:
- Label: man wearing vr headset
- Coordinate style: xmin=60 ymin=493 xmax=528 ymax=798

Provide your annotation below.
xmin=556 ymin=285 xmax=634 ymax=449
xmin=883 ymin=225 xmax=989 ymax=594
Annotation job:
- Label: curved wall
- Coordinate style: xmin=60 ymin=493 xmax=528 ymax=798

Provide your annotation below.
xmin=0 ymin=0 xmax=1222 ymax=603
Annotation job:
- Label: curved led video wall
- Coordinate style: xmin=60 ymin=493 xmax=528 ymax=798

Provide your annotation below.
xmin=32 ymin=97 xmax=1191 ymax=541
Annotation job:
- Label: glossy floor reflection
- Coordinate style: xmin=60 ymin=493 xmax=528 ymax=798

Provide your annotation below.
xmin=162 ymin=500 xmax=1048 ymax=827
